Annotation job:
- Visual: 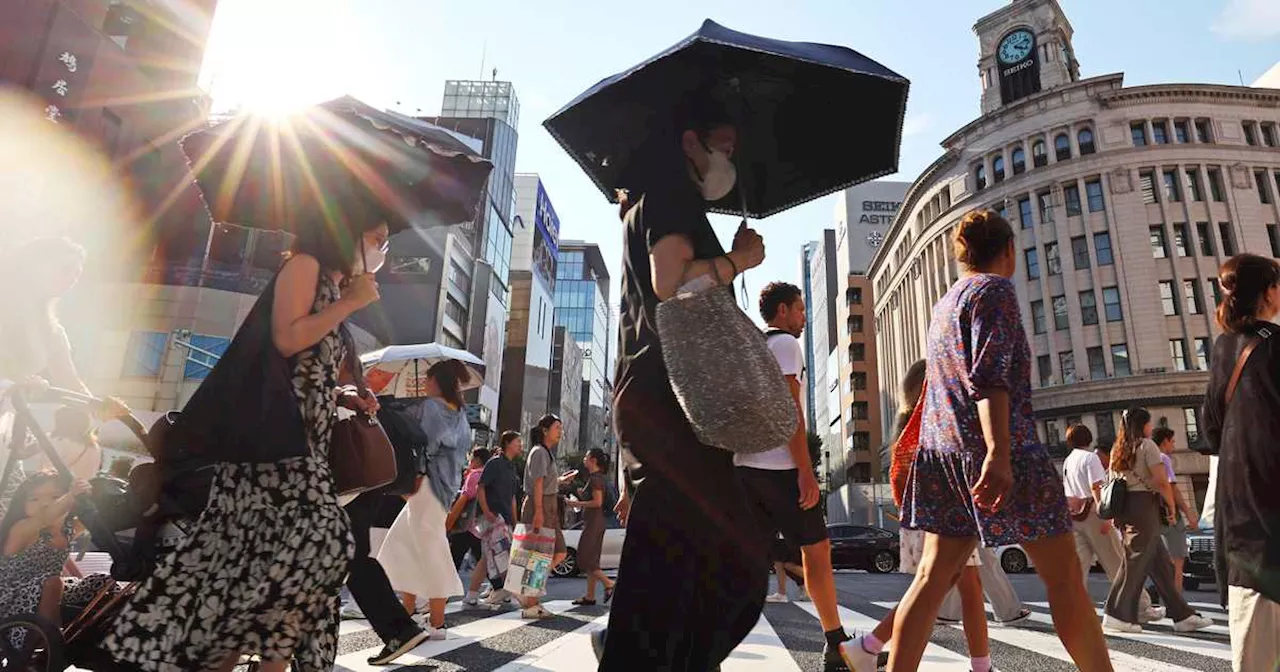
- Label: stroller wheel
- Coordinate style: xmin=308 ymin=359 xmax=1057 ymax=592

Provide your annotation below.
xmin=0 ymin=614 xmax=66 ymax=672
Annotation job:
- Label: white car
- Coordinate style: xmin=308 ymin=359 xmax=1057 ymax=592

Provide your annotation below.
xmin=554 ymin=519 xmax=626 ymax=577
xmin=995 ymin=544 xmax=1034 ymax=573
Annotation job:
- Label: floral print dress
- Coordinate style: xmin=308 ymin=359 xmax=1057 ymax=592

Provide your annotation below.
xmin=106 ymin=276 xmax=355 ymax=672
xmin=902 ymin=273 xmax=1071 ymax=547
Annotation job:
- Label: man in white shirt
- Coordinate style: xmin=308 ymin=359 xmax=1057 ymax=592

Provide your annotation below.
xmin=1062 ymin=424 xmax=1157 ymax=620
xmin=737 ymin=282 xmax=853 ymax=672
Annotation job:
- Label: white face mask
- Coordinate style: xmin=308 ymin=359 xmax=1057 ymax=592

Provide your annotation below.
xmin=358 ymin=238 xmax=388 ymax=275
xmin=695 ymin=147 xmax=738 ymax=201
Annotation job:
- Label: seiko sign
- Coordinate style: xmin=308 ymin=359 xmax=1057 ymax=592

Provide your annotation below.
xmin=859 ymin=200 xmax=901 ymax=225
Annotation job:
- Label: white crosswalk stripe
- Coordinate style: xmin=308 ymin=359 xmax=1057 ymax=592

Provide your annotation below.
xmin=309 ymin=596 xmax=1234 ymax=671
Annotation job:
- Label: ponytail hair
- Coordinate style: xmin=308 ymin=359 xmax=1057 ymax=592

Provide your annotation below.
xmin=586 ymin=448 xmax=610 ymax=473
xmin=1216 ymin=253 xmax=1280 ymax=333
xmin=427 ymin=360 xmax=466 ymax=409
xmin=530 ymin=414 xmax=561 ymax=447
xmin=1110 ymin=407 xmax=1151 ymax=473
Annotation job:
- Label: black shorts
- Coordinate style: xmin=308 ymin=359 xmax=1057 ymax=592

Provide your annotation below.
xmin=737 ymin=467 xmax=829 ymax=549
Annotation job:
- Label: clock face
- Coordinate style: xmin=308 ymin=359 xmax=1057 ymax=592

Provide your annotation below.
xmin=998 ymin=30 xmax=1034 ymax=64
xmin=867 ymin=231 xmax=884 ymax=248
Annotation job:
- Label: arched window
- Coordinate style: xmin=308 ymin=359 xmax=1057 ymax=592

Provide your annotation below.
xmin=1078 ymin=128 xmax=1096 ymax=155
xmin=1054 ymin=133 xmax=1072 ymax=161
xmin=1011 ymin=147 xmax=1026 ymax=175
xmin=974 ymin=164 xmax=987 ymax=190
xmin=1032 ymin=139 xmax=1048 ymax=168
xmin=992 ymin=156 xmax=1006 ymax=183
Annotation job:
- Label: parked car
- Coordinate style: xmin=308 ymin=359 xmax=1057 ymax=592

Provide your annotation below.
xmin=554 ymin=518 xmax=626 ymax=578
xmin=995 ymin=544 xmax=1034 ymax=574
xmin=1184 ymin=525 xmax=1216 ymax=591
xmin=829 ymin=524 xmax=900 ymax=573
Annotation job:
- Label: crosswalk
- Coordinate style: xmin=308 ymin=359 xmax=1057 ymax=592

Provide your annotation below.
xmin=327 ymin=596 xmax=1235 ymax=671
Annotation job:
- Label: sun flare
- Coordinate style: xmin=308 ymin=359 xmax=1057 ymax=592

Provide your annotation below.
xmin=200 ymin=0 xmax=366 ymax=116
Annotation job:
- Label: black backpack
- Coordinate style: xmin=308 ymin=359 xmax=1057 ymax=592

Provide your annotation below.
xmin=372 ymin=397 xmax=431 ymax=496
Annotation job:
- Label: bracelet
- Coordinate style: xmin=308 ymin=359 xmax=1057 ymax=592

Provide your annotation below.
xmin=724 ymin=254 xmax=739 ymax=277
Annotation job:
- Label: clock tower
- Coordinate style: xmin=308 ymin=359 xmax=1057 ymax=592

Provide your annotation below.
xmin=975 ymin=0 xmax=1079 ymax=115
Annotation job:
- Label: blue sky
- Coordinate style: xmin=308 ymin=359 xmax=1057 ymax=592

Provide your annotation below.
xmin=200 ymin=0 xmax=1279 ymax=324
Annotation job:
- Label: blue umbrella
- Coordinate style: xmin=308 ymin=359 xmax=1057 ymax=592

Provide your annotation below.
xmin=544 ymin=20 xmax=910 ymax=219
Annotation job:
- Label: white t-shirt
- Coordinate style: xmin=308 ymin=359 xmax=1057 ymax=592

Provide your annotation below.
xmin=1063 ymin=448 xmax=1105 ymax=500
xmin=734 ymin=332 xmax=804 ymax=470
xmin=38 ymin=436 xmax=102 ymax=482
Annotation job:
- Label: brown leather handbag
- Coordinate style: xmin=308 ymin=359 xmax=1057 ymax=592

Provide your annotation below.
xmin=329 ymin=329 xmax=398 ymax=496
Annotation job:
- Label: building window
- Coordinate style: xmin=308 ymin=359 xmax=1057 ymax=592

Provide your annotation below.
xmin=445 ymin=295 xmax=468 ymax=323
xmin=1025 ymin=248 xmax=1040 ymax=280
xmin=1173 ymin=223 xmax=1190 ymax=257
xmin=1012 ymin=147 xmax=1026 ymax=175
xmin=852 ymin=372 xmax=867 ymax=390
xmin=849 ymin=287 xmax=863 ymax=305
xmin=1140 ymin=170 xmax=1159 ymax=203
xmin=1079 ymin=290 xmax=1098 ymax=325
xmin=974 ymin=164 xmax=987 ymax=190
xmin=1037 ymin=189 xmax=1054 ymax=223
xmin=1186 ymin=169 xmax=1205 ymax=201
xmin=1094 ymin=232 xmax=1114 ymax=265
xmin=851 ymin=431 xmax=871 ymax=451
xmin=1096 ymin=412 xmax=1117 ymax=442
xmin=1046 ymin=242 xmax=1062 ymax=275
xmin=851 ymin=402 xmax=869 ymax=420
xmin=1054 ymin=133 xmax=1071 ymax=161
xmin=850 ymin=315 xmax=864 ymax=332
xmin=1112 ymin=343 xmax=1132 ymax=377
xmin=1060 ymin=351 xmax=1077 ymax=384
xmin=183 ymin=334 xmax=231 ymax=380
xmin=1087 ymin=346 xmax=1107 ymax=380
xmin=1045 ymin=420 xmax=1062 ymax=446
xmin=1064 ymin=184 xmax=1082 ymax=216
xmin=1174 ymin=120 xmax=1190 ymax=143
xmin=1159 ymin=280 xmax=1180 ymax=316
xmin=1071 ymin=236 xmax=1091 ymax=270
xmin=992 ymin=155 xmax=1006 ymax=183
xmin=1038 ymin=354 xmax=1053 ymax=387
xmin=850 ymin=343 xmax=865 ymax=361
xmin=1078 ymin=128 xmax=1096 ymax=155
xmin=1018 ymin=197 xmax=1033 ymax=229
xmin=123 ymin=331 xmax=167 ymax=377
xmin=1170 ymin=339 xmax=1189 ymax=371
xmin=1184 ymin=279 xmax=1203 ymax=315
xmin=1032 ymin=139 xmax=1048 ymax=168
xmin=1163 ymin=169 xmax=1182 ymax=202
xmin=1031 ymin=300 xmax=1047 ymax=334
xmin=1210 ymin=278 xmax=1223 ymax=305
xmin=1193 ymin=337 xmax=1212 ymax=370
xmin=1150 ymin=226 xmax=1169 ymax=259
xmin=1269 ymin=224 xmax=1280 ymax=257
xmin=1085 ymin=179 xmax=1105 ymax=212
xmin=1152 ymin=120 xmax=1170 ymax=145
xmin=1195 ymin=119 xmax=1212 ymax=143
xmin=996 ymin=202 xmax=1008 ymax=220
xmin=1244 ymin=122 xmax=1258 ymax=146
xmin=1256 ymin=170 xmax=1274 ymax=205
xmin=1103 ymin=287 xmax=1124 ymax=322
xmin=1131 ymin=122 xmax=1148 ymax=146
xmin=1220 ymin=222 xmax=1237 ymax=255
xmin=1208 ymin=168 xmax=1226 ymax=201
xmin=1197 ymin=222 xmax=1216 ymax=257
xmin=1052 ymin=295 xmax=1069 ymax=330
xmin=1184 ymin=408 xmax=1201 ymax=444
xmin=1262 ymin=123 xmax=1278 ymax=147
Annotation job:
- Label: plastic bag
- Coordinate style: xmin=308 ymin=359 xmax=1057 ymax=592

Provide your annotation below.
xmin=503 ymin=524 xmax=557 ymax=598
xmin=475 ymin=517 xmax=511 ymax=580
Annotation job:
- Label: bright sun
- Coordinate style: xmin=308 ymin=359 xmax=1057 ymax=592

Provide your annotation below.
xmin=200 ymin=0 xmax=365 ymax=115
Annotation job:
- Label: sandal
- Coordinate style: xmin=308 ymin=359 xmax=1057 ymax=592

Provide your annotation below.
xmin=521 ymin=605 xmax=554 ymax=619
xmin=572 ymin=597 xmax=597 ymax=606
xmin=603 ymin=585 xmax=615 ymax=604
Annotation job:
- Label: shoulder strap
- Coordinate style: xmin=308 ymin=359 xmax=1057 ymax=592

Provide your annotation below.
xmin=1226 ymin=326 xmax=1273 ymax=405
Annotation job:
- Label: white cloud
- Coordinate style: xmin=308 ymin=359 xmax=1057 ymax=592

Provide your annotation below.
xmin=1211 ymin=0 xmax=1280 ymax=40
xmin=902 ymin=112 xmax=934 ymax=138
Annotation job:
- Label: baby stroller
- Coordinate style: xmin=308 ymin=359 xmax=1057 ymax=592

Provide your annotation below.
xmin=0 ymin=385 xmax=244 ymax=672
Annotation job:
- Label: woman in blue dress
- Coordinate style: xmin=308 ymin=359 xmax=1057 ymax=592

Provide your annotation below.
xmin=888 ymin=209 xmax=1111 ymax=671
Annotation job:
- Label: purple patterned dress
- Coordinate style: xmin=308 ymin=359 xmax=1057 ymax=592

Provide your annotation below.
xmin=902 ymin=273 xmax=1071 ymax=547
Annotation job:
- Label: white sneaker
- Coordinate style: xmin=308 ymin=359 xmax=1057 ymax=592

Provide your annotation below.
xmin=1139 ymin=606 xmax=1166 ymax=623
xmin=463 ymin=591 xmax=480 ymax=606
xmin=1173 ymin=614 xmax=1214 ymax=632
xmin=765 ymin=592 xmax=789 ymax=603
xmin=795 ymin=591 xmax=810 ymax=602
xmin=840 ymin=636 xmax=879 ymax=672
xmin=479 ymin=586 xmax=493 ymax=599
xmin=1103 ymin=615 xmax=1142 ymax=633
xmin=340 ymin=604 xmax=365 ymax=620
xmin=426 ymin=625 xmax=447 ymax=641
xmin=483 ymin=589 xmax=514 ymax=609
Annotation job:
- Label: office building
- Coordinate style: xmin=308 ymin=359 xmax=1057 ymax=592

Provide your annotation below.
xmin=498 ymin=174 xmax=561 ymax=435
xmin=870 ymin=0 xmax=1280 ymax=508
xmin=549 ymin=326 xmax=584 ymax=458
xmin=554 ymin=242 xmax=612 ymax=457
xmin=835 ymin=180 xmax=908 ymax=485
xmin=801 ymin=232 xmax=842 ymax=483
